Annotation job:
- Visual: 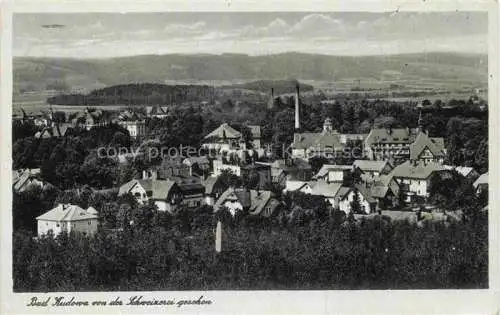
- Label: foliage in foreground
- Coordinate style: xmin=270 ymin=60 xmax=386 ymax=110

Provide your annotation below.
xmin=13 ymin=210 xmax=488 ymax=292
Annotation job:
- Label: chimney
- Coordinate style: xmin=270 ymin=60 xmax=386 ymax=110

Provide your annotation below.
xmin=295 ymin=83 xmax=300 ymax=130
xmin=268 ymin=88 xmax=275 ymax=109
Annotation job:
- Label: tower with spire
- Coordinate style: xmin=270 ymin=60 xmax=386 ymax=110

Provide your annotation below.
xmin=416 ymin=102 xmax=424 ymax=134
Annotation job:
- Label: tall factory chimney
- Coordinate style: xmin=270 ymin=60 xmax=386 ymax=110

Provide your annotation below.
xmin=294 ymin=83 xmax=300 ymax=130
xmin=268 ymin=88 xmax=275 ymax=109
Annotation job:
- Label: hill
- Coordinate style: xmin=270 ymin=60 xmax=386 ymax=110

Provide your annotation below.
xmin=14 ymin=52 xmax=488 ymax=96
xmin=222 ymin=79 xmax=314 ymax=94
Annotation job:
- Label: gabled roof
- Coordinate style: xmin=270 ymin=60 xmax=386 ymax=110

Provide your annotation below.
xmin=313 ymin=164 xmax=354 ymax=179
xmin=335 ymin=185 xmax=376 ymax=203
xmin=409 ymin=132 xmax=446 ymax=161
xmin=118 ymin=179 xmax=177 ymax=200
xmin=204 ymin=123 xmax=242 ymax=139
xmin=474 ymin=172 xmax=488 ymax=187
xmin=284 ymin=180 xmax=313 ymax=192
xmin=36 ymin=204 xmax=98 ymax=222
xmin=389 ymin=160 xmax=448 ymax=180
xmin=365 ymin=128 xmax=418 ymax=146
xmin=290 ymin=131 xmax=345 ymax=150
xmin=146 ymin=105 xmax=168 ymax=116
xmin=353 ymin=160 xmax=392 ymax=173
xmin=310 ymin=181 xmax=342 ymax=198
xmin=454 ymin=166 xmax=477 ymax=178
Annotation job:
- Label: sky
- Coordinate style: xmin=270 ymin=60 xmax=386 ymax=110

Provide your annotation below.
xmin=13 ymin=12 xmax=488 ymax=58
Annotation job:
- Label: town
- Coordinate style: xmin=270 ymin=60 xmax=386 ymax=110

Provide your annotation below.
xmin=12 ymin=80 xmax=488 ymax=291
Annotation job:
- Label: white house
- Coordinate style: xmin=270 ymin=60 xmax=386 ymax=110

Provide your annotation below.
xmin=36 ymin=204 xmax=99 ymax=237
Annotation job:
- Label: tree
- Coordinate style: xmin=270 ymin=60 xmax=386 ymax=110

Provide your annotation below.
xmin=350 ymin=189 xmax=362 ymax=214
xmin=308 ymin=156 xmax=329 ymax=175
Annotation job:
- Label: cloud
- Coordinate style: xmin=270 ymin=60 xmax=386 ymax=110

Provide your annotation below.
xmin=163 ymin=21 xmax=207 ymax=37
xmin=239 ymin=18 xmax=291 ymax=38
xmin=288 ymin=14 xmax=344 ymax=37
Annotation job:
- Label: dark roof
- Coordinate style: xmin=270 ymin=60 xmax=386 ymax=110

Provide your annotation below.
xmin=215 ymin=188 xmax=276 ymax=216
xmin=365 ymin=128 xmax=418 ymax=146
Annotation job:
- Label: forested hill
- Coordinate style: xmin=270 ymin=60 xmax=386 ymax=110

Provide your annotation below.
xmin=222 ymin=79 xmax=314 ymax=94
xmin=14 ymin=52 xmax=487 ymax=94
xmin=46 ymin=83 xmax=215 ymax=105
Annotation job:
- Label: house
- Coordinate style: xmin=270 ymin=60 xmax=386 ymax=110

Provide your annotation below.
xmin=202 ymin=123 xmax=243 ymax=152
xmin=309 ymin=181 xmax=342 ymax=207
xmin=313 ymin=164 xmax=361 ymax=183
xmin=367 ymin=175 xmax=401 ymax=209
xmin=214 ymin=188 xmax=281 ymax=217
xmin=388 ymin=160 xmax=451 ymax=203
xmin=290 ymin=118 xmax=367 ymax=160
xmin=335 ymin=186 xmax=377 ymax=214
xmin=36 ymin=204 xmax=99 ymax=237
xmin=202 ymin=176 xmax=229 ymax=206
xmin=353 ymin=160 xmax=393 ymax=178
xmin=12 ymin=168 xmax=46 ymax=193
xmin=240 ymin=163 xmax=272 ymax=190
xmin=409 ymin=132 xmax=446 ymax=164
xmin=141 ymin=159 xmax=206 ymax=208
xmin=256 ymin=161 xmax=287 ymax=187
xmin=473 ymin=172 xmax=488 ymax=195
xmin=118 ymin=179 xmax=182 ymax=212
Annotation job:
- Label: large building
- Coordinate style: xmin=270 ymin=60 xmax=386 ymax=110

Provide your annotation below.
xmin=290 ymin=118 xmax=366 ymax=160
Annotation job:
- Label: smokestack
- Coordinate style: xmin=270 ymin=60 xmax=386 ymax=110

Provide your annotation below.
xmin=295 ymin=83 xmax=300 ymax=130
xmin=268 ymin=88 xmax=275 ymax=109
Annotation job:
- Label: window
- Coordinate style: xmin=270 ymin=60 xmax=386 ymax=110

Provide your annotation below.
xmin=88 ymin=221 xmax=91 ymax=225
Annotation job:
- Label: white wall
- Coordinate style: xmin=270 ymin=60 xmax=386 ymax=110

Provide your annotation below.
xmin=328 ymin=171 xmax=344 ymax=183
xmin=37 ymin=220 xmax=66 ymax=236
xmin=38 ymin=219 xmax=97 ymax=237
xmin=212 ymin=160 xmax=241 ymax=176
xmin=68 ymin=219 xmax=98 ymax=235
xmin=222 ymin=200 xmax=243 ymax=216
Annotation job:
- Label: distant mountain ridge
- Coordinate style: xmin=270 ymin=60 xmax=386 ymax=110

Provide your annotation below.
xmin=13 ymin=52 xmax=488 ymax=95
